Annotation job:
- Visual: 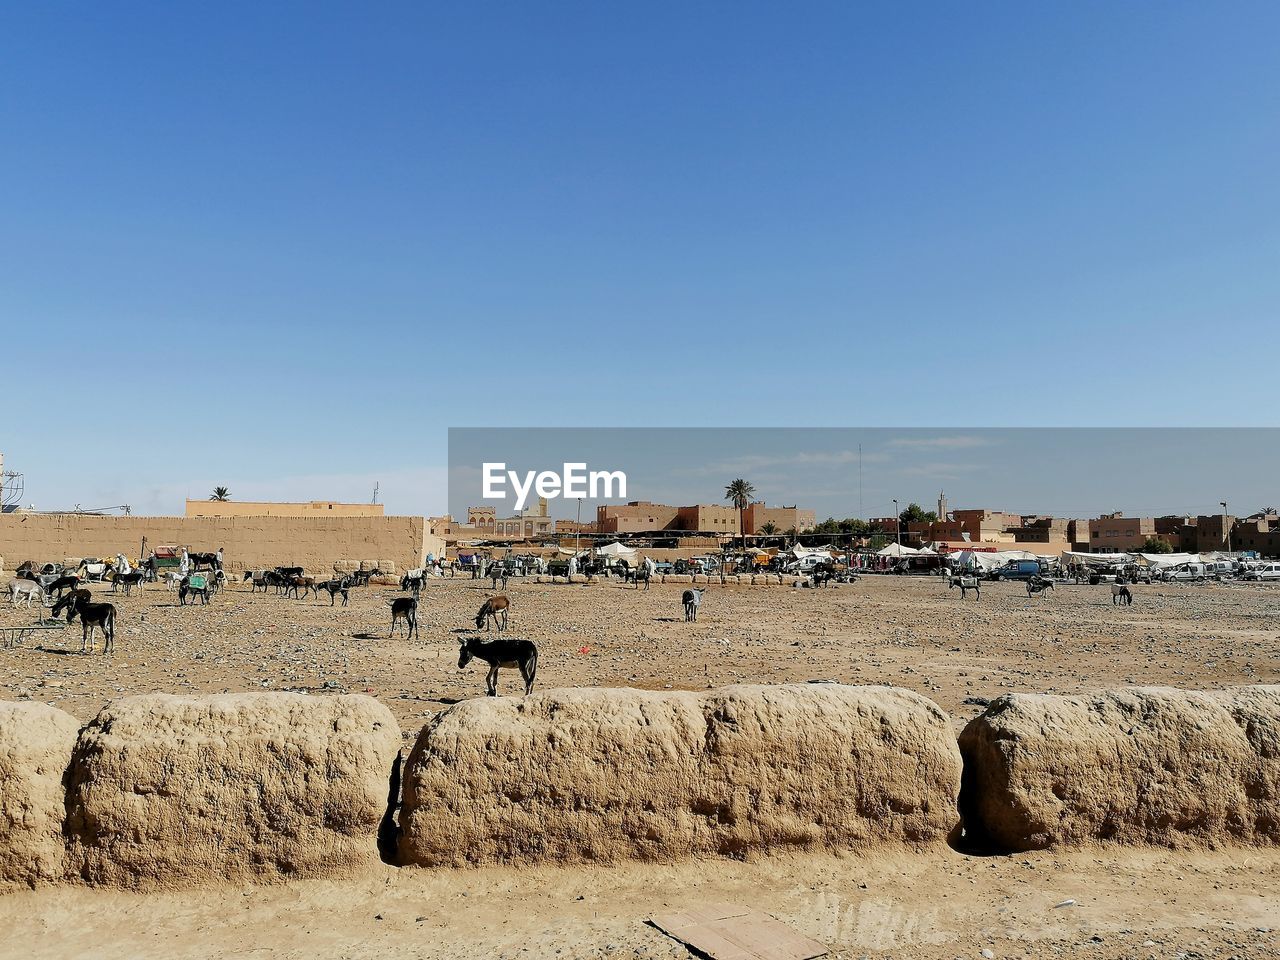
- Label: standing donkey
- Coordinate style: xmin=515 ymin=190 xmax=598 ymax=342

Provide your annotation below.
xmin=475 ymin=594 xmax=510 ymax=631
xmin=458 ymin=635 xmax=538 ymax=696
xmin=52 ymin=591 xmax=117 ymax=654
xmin=389 ymin=596 xmax=418 ymax=639
xmin=682 ymin=588 xmax=703 ymax=622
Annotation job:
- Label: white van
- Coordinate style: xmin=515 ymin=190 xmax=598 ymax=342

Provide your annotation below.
xmin=1161 ymin=563 xmax=1208 ymax=582
xmin=1240 ymin=562 xmax=1280 ymax=582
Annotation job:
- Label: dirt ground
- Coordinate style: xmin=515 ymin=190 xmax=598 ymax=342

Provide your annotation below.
xmin=3 ymin=572 xmax=1277 ymax=731
xmin=1 ymin=572 xmax=1278 ymax=958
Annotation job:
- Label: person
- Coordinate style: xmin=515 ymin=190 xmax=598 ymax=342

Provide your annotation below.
xmin=215 ymin=547 xmax=224 ymax=570
xmin=180 ymin=550 xmax=190 ymax=577
xmin=568 ymin=555 xmax=578 ymax=578
xmin=115 ymin=553 xmax=131 ymax=576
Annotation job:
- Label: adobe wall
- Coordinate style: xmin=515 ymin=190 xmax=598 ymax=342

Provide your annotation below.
xmin=0 ymin=513 xmax=431 ymax=575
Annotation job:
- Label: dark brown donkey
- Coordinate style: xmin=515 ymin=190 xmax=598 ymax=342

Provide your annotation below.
xmin=389 ymin=596 xmax=418 ymax=639
xmin=458 ymin=635 xmax=538 ymax=696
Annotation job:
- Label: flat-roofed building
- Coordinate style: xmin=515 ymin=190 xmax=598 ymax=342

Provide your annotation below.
xmin=186 ymin=499 xmax=384 ymax=519
xmin=1088 ymin=513 xmax=1156 ymax=552
xmin=742 ymin=502 xmax=816 ymax=534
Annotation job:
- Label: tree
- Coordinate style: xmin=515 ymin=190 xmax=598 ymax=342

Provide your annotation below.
xmin=898 ymin=502 xmax=938 ymax=525
xmin=1140 ymin=536 xmax=1173 ymax=554
xmin=210 ymin=486 xmax=230 ymax=501
xmin=759 ymin=521 xmax=778 ymax=536
xmin=724 ymin=478 xmax=756 ymax=550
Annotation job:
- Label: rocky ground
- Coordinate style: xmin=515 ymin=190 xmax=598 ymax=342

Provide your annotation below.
xmin=2 ymin=572 xmax=1278 ymax=958
xmin=2 ymin=571 xmax=1277 ymax=734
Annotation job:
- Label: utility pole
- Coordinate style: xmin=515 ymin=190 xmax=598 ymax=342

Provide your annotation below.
xmin=892 ymin=498 xmax=900 ymax=548
xmin=1221 ymin=501 xmax=1231 ymax=552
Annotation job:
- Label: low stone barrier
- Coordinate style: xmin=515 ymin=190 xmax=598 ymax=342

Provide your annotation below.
xmin=0 ymin=702 xmax=80 ymax=887
xmin=398 ymin=684 xmax=961 ymax=868
xmin=959 ymin=685 xmax=1280 ymax=851
xmin=64 ymin=693 xmax=401 ymax=887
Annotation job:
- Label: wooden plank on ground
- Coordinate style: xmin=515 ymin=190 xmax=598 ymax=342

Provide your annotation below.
xmin=649 ymin=902 xmax=828 ymax=960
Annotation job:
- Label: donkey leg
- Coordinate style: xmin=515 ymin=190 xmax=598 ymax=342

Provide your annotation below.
xmin=486 ymin=664 xmax=498 ymax=696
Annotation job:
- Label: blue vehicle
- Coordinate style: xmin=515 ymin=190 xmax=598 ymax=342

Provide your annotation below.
xmin=991 ymin=559 xmax=1046 ymax=581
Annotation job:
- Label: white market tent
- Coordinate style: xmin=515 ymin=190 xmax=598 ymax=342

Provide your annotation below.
xmin=790 ymin=544 xmax=835 ymax=558
xmin=1137 ymin=552 xmax=1200 ymax=569
xmin=1060 ymin=551 xmax=1132 ymax=566
xmin=596 ymin=542 xmax=638 ymax=560
xmin=950 ymin=549 xmax=1042 ymax=572
xmin=876 ymin=543 xmax=919 ymax=558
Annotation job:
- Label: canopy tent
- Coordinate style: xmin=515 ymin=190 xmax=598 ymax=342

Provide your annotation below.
xmin=596 ymin=542 xmax=637 ymax=560
xmin=789 ymin=544 xmax=834 ymax=558
xmin=950 ymin=549 xmax=1043 ymax=572
xmin=1137 ymin=552 xmax=1201 ymax=569
xmin=876 ymin=543 xmax=919 ymax=557
xmin=1059 ymin=551 xmax=1132 ymax=566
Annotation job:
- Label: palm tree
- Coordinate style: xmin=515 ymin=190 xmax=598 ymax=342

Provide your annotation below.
xmin=724 ymin=478 xmax=756 ymax=550
xmin=759 ymin=521 xmax=778 ymax=536
xmin=210 ymin=486 xmax=230 ymax=501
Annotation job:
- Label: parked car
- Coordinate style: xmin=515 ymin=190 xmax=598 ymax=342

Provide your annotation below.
xmin=1161 ymin=563 xmax=1209 ymax=582
xmin=990 ymin=559 xmax=1045 ymax=581
xmin=1240 ymin=562 xmax=1280 ymax=582
xmin=783 ymin=555 xmax=830 ymax=574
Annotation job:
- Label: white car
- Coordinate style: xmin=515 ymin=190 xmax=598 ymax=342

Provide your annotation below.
xmin=783 ymin=555 xmax=829 ymax=574
xmin=1240 ymin=562 xmax=1280 ymax=581
xmin=1161 ymin=564 xmax=1209 ymax=582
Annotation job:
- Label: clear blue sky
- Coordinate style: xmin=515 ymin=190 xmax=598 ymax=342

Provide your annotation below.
xmin=3 ymin=3 xmax=1277 ymax=515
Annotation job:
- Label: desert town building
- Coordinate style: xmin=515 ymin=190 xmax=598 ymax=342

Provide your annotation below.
xmin=466 ymin=499 xmax=555 ymax=539
xmin=186 ymin=499 xmax=384 ymax=519
xmin=595 ymin=501 xmax=741 ymax=535
xmin=742 ymin=502 xmax=816 ymax=535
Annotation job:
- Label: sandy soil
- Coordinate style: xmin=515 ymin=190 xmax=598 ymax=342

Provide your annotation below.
xmin=3 ymin=849 xmax=1277 ymax=959
xmin=1 ymin=572 xmax=1278 ymax=958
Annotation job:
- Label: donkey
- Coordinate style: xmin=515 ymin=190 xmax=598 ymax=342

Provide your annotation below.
xmin=1025 ymin=576 xmax=1054 ymax=597
xmin=389 ymin=596 xmax=418 ymax=639
xmin=950 ymin=575 xmax=981 ymax=600
xmin=286 ymin=575 xmax=317 ymax=600
xmin=489 ymin=566 xmax=509 ymax=591
xmin=630 ymin=567 xmax=651 ymax=591
xmin=178 ymin=574 xmax=211 ymax=605
xmin=52 ymin=591 xmax=117 ymax=654
xmin=7 ymin=579 xmax=44 ymax=609
xmin=188 ymin=551 xmax=221 ymax=572
xmin=317 ymin=576 xmax=352 ymax=606
xmin=459 ymin=635 xmax=538 ymax=696
xmin=1112 ymin=582 xmax=1133 ymax=606
xmin=400 ymin=571 xmax=426 ymax=595
xmin=475 ymin=594 xmax=510 ymax=632
xmin=682 ymin=588 xmax=703 ymax=622
xmin=44 ymin=574 xmax=81 ymax=600
xmin=111 ymin=569 xmax=146 ymax=596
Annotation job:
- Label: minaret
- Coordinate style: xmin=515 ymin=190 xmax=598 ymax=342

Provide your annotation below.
xmin=938 ymin=490 xmax=948 ymax=521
